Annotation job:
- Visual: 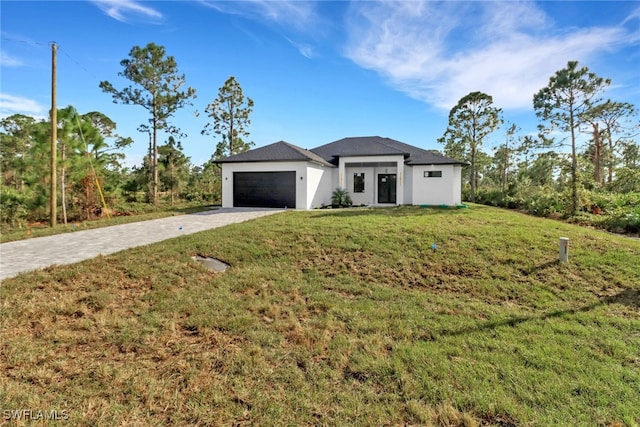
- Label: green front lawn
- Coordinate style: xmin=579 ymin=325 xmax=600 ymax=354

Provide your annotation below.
xmin=1 ymin=206 xmax=638 ymax=425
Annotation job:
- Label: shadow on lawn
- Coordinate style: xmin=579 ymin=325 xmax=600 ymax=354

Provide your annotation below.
xmin=519 ymin=259 xmax=559 ymax=275
xmin=311 ymin=206 xmax=470 ymax=219
xmin=436 ymin=288 xmax=640 ymax=339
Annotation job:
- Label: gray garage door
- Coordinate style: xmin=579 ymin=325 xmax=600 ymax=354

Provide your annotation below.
xmin=233 ymin=171 xmax=296 ymax=208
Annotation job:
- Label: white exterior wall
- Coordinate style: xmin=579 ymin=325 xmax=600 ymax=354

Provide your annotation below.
xmin=331 ymin=167 xmax=339 ymax=194
xmin=411 ymin=164 xmax=462 ymax=205
xmin=306 ymin=163 xmax=334 ymax=208
xmin=403 ymin=164 xmax=413 ymax=205
xmin=452 ymin=165 xmax=462 ymax=204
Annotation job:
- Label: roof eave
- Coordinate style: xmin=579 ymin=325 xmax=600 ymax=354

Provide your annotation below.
xmin=407 ymin=161 xmax=468 ymax=166
xmin=216 ymin=158 xmax=334 ymax=167
xmin=332 ymin=152 xmax=408 ymax=158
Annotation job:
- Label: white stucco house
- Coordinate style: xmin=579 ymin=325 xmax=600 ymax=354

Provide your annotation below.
xmin=217 ymin=136 xmax=466 ymax=209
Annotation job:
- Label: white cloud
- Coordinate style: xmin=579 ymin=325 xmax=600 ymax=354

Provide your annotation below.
xmin=1 ymin=32 xmax=40 ymax=68
xmin=622 ymin=5 xmax=640 ymax=25
xmin=344 ymin=1 xmax=635 ymax=111
xmin=199 ymin=0 xmax=321 ymax=58
xmin=198 ymin=0 xmax=317 ymax=31
xmin=1 ymin=51 xmax=23 ymax=67
xmin=285 ymin=37 xmax=316 ymax=59
xmin=90 ymin=0 xmax=163 ymax=23
xmin=0 ymin=94 xmax=46 ymax=118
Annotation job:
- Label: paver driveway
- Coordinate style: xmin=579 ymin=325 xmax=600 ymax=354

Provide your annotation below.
xmin=0 ymin=208 xmax=283 ymax=281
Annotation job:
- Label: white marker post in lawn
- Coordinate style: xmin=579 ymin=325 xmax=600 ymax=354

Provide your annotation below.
xmin=559 ymin=237 xmax=570 ymax=263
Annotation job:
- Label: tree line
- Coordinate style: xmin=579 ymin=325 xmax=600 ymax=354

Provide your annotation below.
xmin=1 ymin=45 xmax=638 ymax=233
xmin=439 ymin=61 xmax=639 ymax=233
xmin=1 ymin=42 xmax=254 ymax=228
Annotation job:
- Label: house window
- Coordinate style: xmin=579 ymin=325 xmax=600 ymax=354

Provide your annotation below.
xmin=354 ymin=173 xmax=365 ymax=193
xmin=424 ymin=171 xmax=442 ymax=178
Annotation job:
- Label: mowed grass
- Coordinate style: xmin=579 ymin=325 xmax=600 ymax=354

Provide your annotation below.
xmin=1 ymin=205 xmax=639 ymax=426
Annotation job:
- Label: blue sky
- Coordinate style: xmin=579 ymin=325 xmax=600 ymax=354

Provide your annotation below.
xmin=2 ymin=1 xmax=639 ymax=167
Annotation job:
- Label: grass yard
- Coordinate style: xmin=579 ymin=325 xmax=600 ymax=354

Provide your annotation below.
xmin=1 ymin=206 xmax=639 ymax=426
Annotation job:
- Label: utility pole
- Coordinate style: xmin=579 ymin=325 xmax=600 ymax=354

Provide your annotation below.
xmin=50 ymin=42 xmax=57 ymax=227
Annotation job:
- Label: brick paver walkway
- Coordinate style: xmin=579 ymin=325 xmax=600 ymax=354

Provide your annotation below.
xmin=0 ymin=208 xmax=283 ymax=280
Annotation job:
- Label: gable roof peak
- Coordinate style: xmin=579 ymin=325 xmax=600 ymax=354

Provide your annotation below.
xmin=216 ymin=140 xmax=333 ymax=166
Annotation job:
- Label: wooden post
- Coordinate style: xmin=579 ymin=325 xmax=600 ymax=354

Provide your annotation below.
xmin=50 ymin=42 xmax=57 ymax=227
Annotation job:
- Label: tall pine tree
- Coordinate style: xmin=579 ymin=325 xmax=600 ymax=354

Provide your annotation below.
xmin=202 ymin=76 xmax=254 ymax=159
xmin=533 ymin=61 xmax=610 ymax=214
xmin=100 ymin=42 xmax=196 ymax=205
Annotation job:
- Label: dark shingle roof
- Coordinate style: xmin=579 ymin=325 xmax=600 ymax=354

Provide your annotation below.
xmin=216 ymin=141 xmax=334 ymax=167
xmin=310 ymin=136 xmax=466 ymax=166
xmin=216 ymin=137 xmax=465 ymax=166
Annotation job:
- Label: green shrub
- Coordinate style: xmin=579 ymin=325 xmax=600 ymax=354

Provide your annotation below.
xmin=0 ymin=187 xmax=29 ymax=227
xmin=602 ymin=206 xmax=640 ymax=234
xmin=588 ymin=191 xmax=640 ymax=211
xmin=475 ymin=189 xmax=504 ymax=207
xmin=608 ymin=167 xmax=640 ymax=193
xmin=475 ymin=189 xmax=520 ymax=209
xmin=180 ymin=188 xmax=220 ymax=204
xmin=522 ymin=190 xmax=566 ymax=217
xmin=110 ymin=201 xmax=160 ymax=216
xmin=331 ymin=188 xmax=352 ymax=207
